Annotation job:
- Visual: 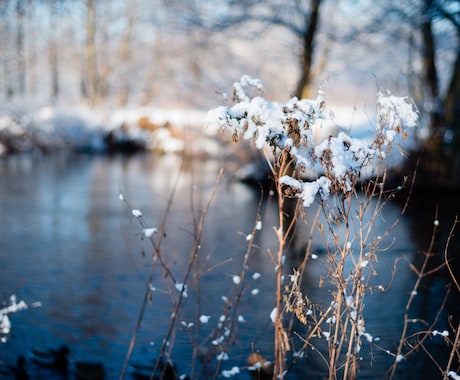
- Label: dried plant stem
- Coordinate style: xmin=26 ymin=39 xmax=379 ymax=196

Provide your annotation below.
xmin=444 ymin=323 xmax=460 ymax=379
xmin=444 ymin=216 xmax=459 ymax=292
xmin=152 ymin=169 xmax=224 ymax=379
xmin=443 ymin=216 xmax=459 ymax=379
xmin=226 ymin=194 xmax=264 ymax=341
xmin=273 ymin=153 xmax=291 ymax=379
xmin=119 ymin=162 xmax=184 ymax=380
xmin=388 ymin=207 xmax=440 ymax=379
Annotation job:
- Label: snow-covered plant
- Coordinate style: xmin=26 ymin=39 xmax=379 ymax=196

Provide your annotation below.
xmin=207 ymin=76 xmax=419 ymax=380
xmin=207 ymin=75 xmax=417 ymax=204
xmin=0 ymin=295 xmax=28 ymax=343
xmin=121 ymin=76 xmax=427 ymax=380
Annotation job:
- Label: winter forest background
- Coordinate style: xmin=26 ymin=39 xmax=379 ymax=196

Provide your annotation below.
xmin=1 ymin=1 xmax=460 ymax=379
xmin=1 ymin=0 xmax=457 ymax=107
xmin=1 ymin=0 xmax=460 ymax=185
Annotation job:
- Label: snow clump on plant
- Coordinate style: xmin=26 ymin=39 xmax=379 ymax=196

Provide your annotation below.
xmin=207 ymin=76 xmax=418 ymax=206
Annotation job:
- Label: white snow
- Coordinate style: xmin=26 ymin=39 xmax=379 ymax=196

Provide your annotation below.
xmin=0 ymin=103 xmax=212 ymax=156
xmin=216 ymin=352 xmax=229 ymax=361
xmin=0 ymin=295 xmax=28 ymax=343
xmin=132 ymin=209 xmax=142 ymax=217
xmin=222 ymin=366 xmax=240 ymax=378
xmin=207 ymin=76 xmax=419 ymax=207
xmin=212 ymin=338 xmax=221 ymax=346
xmin=143 ymin=227 xmax=158 ymax=237
xmin=432 ymin=330 xmax=449 ymax=337
xmin=175 ymin=283 xmax=188 ymax=297
xmin=232 ymin=275 xmax=241 ymax=285
xmin=199 ymin=315 xmax=211 ymax=324
xmin=0 ymin=295 xmax=28 ymax=315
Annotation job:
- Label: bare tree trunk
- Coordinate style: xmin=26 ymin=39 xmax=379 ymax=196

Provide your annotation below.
xmin=421 ymin=0 xmax=441 ymax=128
xmin=16 ymin=0 xmax=26 ymax=95
xmin=0 ymin=0 xmax=11 ymax=97
xmin=27 ymin=0 xmax=36 ymax=95
xmin=49 ymin=0 xmax=59 ymax=101
xmin=117 ymin=2 xmax=136 ymax=106
xmin=85 ymin=0 xmax=98 ymax=105
xmin=98 ymin=26 xmax=110 ymax=101
xmin=443 ymin=42 xmax=460 ymax=185
xmin=405 ymin=0 xmax=460 ymax=188
xmin=407 ymin=32 xmax=423 ymax=104
xmin=444 ymin=45 xmax=460 ymax=131
xmin=294 ymin=0 xmax=322 ymax=99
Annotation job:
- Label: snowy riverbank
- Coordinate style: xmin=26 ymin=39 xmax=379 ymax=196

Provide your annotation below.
xmin=0 ymin=103 xmax=210 ymax=156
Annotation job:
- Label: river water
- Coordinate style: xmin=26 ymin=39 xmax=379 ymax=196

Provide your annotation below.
xmin=0 ymin=152 xmax=458 ymax=379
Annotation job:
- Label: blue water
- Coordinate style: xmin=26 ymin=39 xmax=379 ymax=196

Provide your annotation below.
xmin=0 ymin=152 xmax=458 ymax=379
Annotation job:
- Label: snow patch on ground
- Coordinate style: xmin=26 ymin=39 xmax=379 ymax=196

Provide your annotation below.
xmin=0 ymin=103 xmax=210 ymax=156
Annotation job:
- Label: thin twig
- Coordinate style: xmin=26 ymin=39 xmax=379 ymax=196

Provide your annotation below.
xmin=444 ymin=216 xmax=459 ymax=292
xmin=119 ymin=161 xmax=185 ymax=380
xmin=152 ymin=169 xmax=224 ymax=380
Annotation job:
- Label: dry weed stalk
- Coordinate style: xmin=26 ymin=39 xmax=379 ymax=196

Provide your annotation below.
xmin=207 ymin=76 xmax=418 ymax=379
xmin=119 ymin=76 xmax=446 ymax=380
xmin=444 ymin=217 xmax=460 ymax=380
xmin=119 ymin=162 xmax=224 ymax=380
xmin=119 ymin=162 xmax=184 ymax=380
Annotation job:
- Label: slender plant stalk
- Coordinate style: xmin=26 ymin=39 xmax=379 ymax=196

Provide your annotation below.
xmin=119 ymin=162 xmax=184 ymax=380
xmin=151 ymin=169 xmax=224 ymax=380
xmin=388 ymin=207 xmax=440 ymax=379
xmin=443 ymin=216 xmax=459 ymax=379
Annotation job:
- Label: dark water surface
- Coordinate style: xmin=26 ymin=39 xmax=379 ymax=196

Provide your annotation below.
xmin=0 ymin=153 xmax=458 ymax=379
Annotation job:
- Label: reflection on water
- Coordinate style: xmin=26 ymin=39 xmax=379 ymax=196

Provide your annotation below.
xmin=0 ymin=153 xmax=458 ymax=379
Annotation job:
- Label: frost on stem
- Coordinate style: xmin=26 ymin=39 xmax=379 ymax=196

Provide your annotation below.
xmin=199 ymin=315 xmax=211 ymax=324
xmin=222 ymin=366 xmax=240 ymax=378
xmin=143 ymin=227 xmax=157 ymax=237
xmin=175 ymin=283 xmax=188 ymax=298
xmin=132 ymin=209 xmax=142 ymax=218
xmin=0 ymin=295 xmax=28 ymax=343
xmin=207 ymin=76 xmax=418 ymax=206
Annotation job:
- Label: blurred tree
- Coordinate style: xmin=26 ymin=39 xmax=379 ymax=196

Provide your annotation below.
xmin=179 ymin=0 xmax=325 ymax=99
xmin=27 ymin=0 xmax=36 ymax=96
xmin=49 ymin=0 xmax=59 ymax=101
xmin=83 ymin=0 xmax=98 ymax=104
xmin=364 ymin=0 xmax=460 ymax=186
xmin=0 ymin=0 xmax=13 ymax=97
xmin=116 ymin=1 xmax=136 ymax=106
xmin=15 ymin=0 xmax=26 ymax=95
xmin=294 ymin=0 xmax=322 ymax=99
xmin=0 ymin=0 xmax=26 ymax=97
xmin=418 ymin=0 xmax=460 ymax=186
xmin=440 ymin=1 xmax=460 ymax=159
